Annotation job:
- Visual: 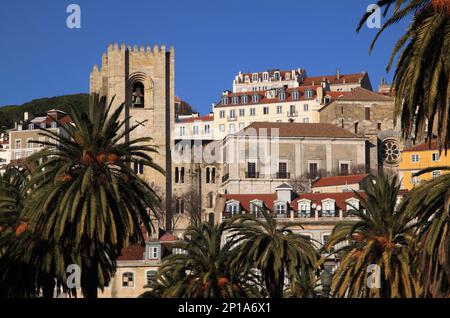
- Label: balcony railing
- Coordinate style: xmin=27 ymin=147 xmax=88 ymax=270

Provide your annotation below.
xmin=296 ymin=211 xmax=312 ymax=218
xmin=321 ymin=210 xmax=336 ymax=218
xmin=245 ymin=172 xmax=260 ymax=179
xmin=227 ymin=116 xmax=237 ymax=122
xmin=222 ymin=173 xmax=230 ymax=183
xmin=275 ymin=172 xmax=290 ymax=179
xmin=287 ymin=111 xmax=298 ymax=117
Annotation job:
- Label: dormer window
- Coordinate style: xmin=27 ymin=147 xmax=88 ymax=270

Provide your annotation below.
xmin=305 ymin=90 xmax=313 ymax=99
xmin=222 ymin=97 xmax=229 ymax=105
xmin=346 ymin=198 xmax=359 ymax=212
xmin=263 ymin=72 xmax=269 ymax=81
xmin=292 ymin=91 xmax=299 ymax=100
xmin=274 ymin=72 xmax=280 ymax=81
xmin=252 ymin=73 xmax=258 ymax=82
xmin=252 ymin=94 xmax=260 ymax=103
xmin=242 ymin=95 xmax=249 ymax=104
xmin=232 ymin=96 xmax=240 ymax=104
xmin=226 ymin=201 xmax=240 ymax=215
xmin=148 ymin=246 xmax=160 ymax=260
xmin=285 ymin=73 xmax=291 ymax=80
xmin=298 ymin=200 xmax=311 ymax=217
xmin=250 ymin=199 xmax=263 ymax=215
xmin=40 ymin=123 xmax=46 ymax=129
xmin=322 ymin=199 xmax=336 ymax=217
xmin=51 ymin=122 xmax=57 ymax=129
xmin=275 ymin=202 xmax=287 ymax=215
xmin=244 ymin=75 xmax=250 ymax=82
xmin=29 ymin=124 xmax=34 ymax=130
xmin=279 ymin=92 xmax=286 ymax=101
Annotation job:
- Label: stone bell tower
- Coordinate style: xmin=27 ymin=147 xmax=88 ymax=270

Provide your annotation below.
xmin=89 ymin=43 xmax=174 ymax=232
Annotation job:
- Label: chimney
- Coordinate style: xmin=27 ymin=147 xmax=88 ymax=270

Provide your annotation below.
xmin=336 ymin=68 xmax=341 ymax=80
xmin=317 ymin=86 xmax=324 ymax=104
xmin=24 ymin=112 xmax=30 ymax=122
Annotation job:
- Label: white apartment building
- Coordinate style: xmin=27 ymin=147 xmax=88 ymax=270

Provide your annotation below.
xmin=174 ymin=113 xmax=214 ymax=141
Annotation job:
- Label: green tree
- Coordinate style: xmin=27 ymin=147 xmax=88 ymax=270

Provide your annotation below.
xmin=21 ymin=95 xmax=163 ymax=298
xmin=326 ymin=174 xmax=421 ymax=298
xmin=358 ymin=1 xmax=450 ymax=149
xmin=402 ymin=167 xmax=450 ymax=297
xmin=229 ymin=208 xmax=319 ymax=298
xmin=148 ymin=221 xmax=260 ymax=298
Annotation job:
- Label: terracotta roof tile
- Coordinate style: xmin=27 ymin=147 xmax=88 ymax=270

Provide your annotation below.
xmin=291 ymin=192 xmax=365 ymax=211
xmin=118 ymin=244 xmax=145 ymax=261
xmin=402 ymin=140 xmax=438 ymax=152
xmin=223 ymin=193 xmax=277 ymax=212
xmin=313 ymin=174 xmax=369 ymax=188
xmin=302 ymin=73 xmax=367 ymax=86
xmin=237 ymin=122 xmax=362 ymax=139
xmin=177 ymin=115 xmax=214 ymax=123
xmin=333 ymin=87 xmax=393 ymax=102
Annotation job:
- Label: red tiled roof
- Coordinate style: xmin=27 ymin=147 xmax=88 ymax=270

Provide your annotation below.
xmin=223 ymin=193 xmax=276 ymax=212
xmin=216 ymin=86 xmax=321 ymax=108
xmin=402 ymin=140 xmax=438 ymax=152
xmin=333 ymin=87 xmax=393 ymax=102
xmin=291 ymin=192 xmax=365 ymax=211
xmin=223 ymin=192 xmax=365 ymax=213
xmin=312 ymin=174 xmax=369 ymax=188
xmin=177 ymin=115 xmax=214 ymax=123
xmin=302 ymin=73 xmax=367 ymax=86
xmin=324 ymin=91 xmax=351 ymax=100
xmin=118 ymin=244 xmax=144 ymax=261
xmin=160 ymin=232 xmax=179 ymax=242
xmin=237 ymin=122 xmax=362 ymax=139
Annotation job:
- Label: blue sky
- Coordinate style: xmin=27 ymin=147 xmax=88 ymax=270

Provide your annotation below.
xmin=0 ymin=0 xmax=409 ymax=114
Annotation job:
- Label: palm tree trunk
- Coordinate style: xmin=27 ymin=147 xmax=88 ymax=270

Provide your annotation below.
xmin=266 ymin=271 xmax=284 ymax=298
xmin=81 ymin=255 xmax=99 ymax=299
xmin=42 ymin=275 xmax=55 ymax=299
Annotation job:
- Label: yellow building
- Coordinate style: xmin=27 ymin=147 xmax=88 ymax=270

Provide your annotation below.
xmin=398 ymin=140 xmax=450 ymax=190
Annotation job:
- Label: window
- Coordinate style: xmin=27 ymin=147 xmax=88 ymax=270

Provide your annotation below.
xmin=29 ymin=124 xmax=34 ymax=130
xmin=232 ymin=96 xmax=239 ymax=104
xmin=122 ymin=272 xmax=134 ymax=288
xmin=276 ymin=105 xmax=282 ymax=114
xmin=204 ymin=124 xmax=210 ymax=134
xmin=252 ymin=95 xmax=260 ymax=103
xmin=432 ymin=170 xmax=441 ymax=179
xmin=252 ymin=73 xmax=258 ymax=82
xmin=222 ymin=97 xmax=229 ymax=105
xmin=179 ymin=126 xmax=185 ymax=136
xmin=309 ymin=162 xmax=318 ymax=178
xmin=175 ymin=167 xmax=185 ymax=183
xmin=290 ymin=105 xmax=296 ymax=114
xmin=432 ymin=153 xmax=439 ymax=162
xmin=322 ymin=201 xmax=335 ymax=217
xmin=207 ymin=192 xmax=214 ymax=208
xmin=411 ymin=154 xmax=420 ymax=163
xmin=229 ymin=109 xmax=236 ymax=119
xmin=250 ymin=108 xmax=256 ymax=116
xmin=299 ymin=201 xmax=311 ymax=217
xmin=263 ymin=107 xmax=269 ymax=115
xmin=175 ymin=198 xmax=185 ymax=214
xmin=247 ymin=162 xmax=257 ymax=178
xmin=227 ymin=202 xmax=240 ymax=215
xmin=275 ymin=203 xmax=287 ymax=215
xmin=346 ymin=199 xmax=359 ymax=211
xmin=250 ymin=200 xmax=262 ymax=214
xmin=322 ymin=234 xmax=331 ymax=245
xmin=292 ymin=91 xmax=299 ymax=100
xmin=17 ymin=124 xmax=22 ymax=131
xmin=305 ymin=90 xmax=313 ymax=99
xmin=242 ymin=96 xmax=249 ymax=104
xmin=285 ymin=73 xmax=291 ymax=80
xmin=219 ymin=124 xmax=225 ymax=132
xmin=15 ymin=139 xmax=21 ymax=149
xmin=274 ymin=72 xmax=280 ymax=81
xmin=412 ymin=174 xmax=420 ymax=185
xmin=377 ymin=123 xmax=382 ymax=130
xmin=365 ymin=106 xmax=371 ymax=120
xmin=146 ymin=271 xmax=157 ymax=285
xmin=51 ymin=122 xmax=57 ymax=129
xmin=263 ymin=72 xmax=269 ymax=81
xmin=134 ymin=162 xmax=144 ymax=175
xmin=303 ymin=117 xmax=310 ymax=123
xmin=228 ymin=124 xmax=235 ymax=133
xmin=15 ymin=152 xmax=22 ymax=160
xmin=239 ymin=108 xmax=245 ymax=116
xmin=354 ymin=122 xmax=359 ymax=134
xmin=219 ymin=110 xmax=225 ymax=118
xmin=340 ymin=162 xmax=350 ymax=175
xmin=279 ymin=92 xmax=286 ymax=101
xmin=278 ymin=162 xmax=288 ymax=179
xmin=148 ymin=246 xmax=159 ymax=259
xmin=239 ymin=122 xmax=245 ymax=130
xmin=206 ymin=167 xmax=216 ymax=184
xmin=193 ymin=126 xmax=199 ymax=135
xmin=27 ymin=138 xmax=33 ymax=149
xmin=132 ymin=82 xmax=145 ymax=107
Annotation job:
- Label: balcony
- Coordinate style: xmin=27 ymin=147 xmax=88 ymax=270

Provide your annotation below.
xmin=222 ymin=173 xmax=230 ymax=183
xmin=245 ymin=172 xmax=260 ymax=179
xmin=227 ymin=116 xmax=237 ymax=122
xmin=296 ymin=211 xmax=312 ymax=218
xmin=321 ymin=210 xmax=336 ymax=218
xmin=287 ymin=111 xmax=298 ymax=117
xmin=275 ymin=172 xmax=291 ymax=179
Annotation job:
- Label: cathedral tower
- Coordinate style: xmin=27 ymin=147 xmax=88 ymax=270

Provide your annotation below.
xmin=90 ymin=43 xmax=174 ymax=232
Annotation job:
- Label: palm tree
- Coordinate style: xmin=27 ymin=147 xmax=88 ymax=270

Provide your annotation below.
xmin=402 ymin=167 xmax=450 ymax=297
xmin=325 ymin=174 xmax=421 ymax=298
xmin=358 ymin=1 xmax=450 ymax=149
xmin=21 ymin=95 xmax=163 ymax=298
xmin=149 ymin=221 xmax=260 ymax=298
xmin=229 ymin=208 xmax=319 ymax=298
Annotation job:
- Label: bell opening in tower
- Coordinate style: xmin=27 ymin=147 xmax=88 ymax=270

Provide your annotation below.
xmin=132 ymin=82 xmax=145 ymax=108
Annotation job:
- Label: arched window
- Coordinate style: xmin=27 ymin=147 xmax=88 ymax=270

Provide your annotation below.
xmin=207 ymin=192 xmax=214 ymax=208
xmin=176 ymin=198 xmax=185 ymax=214
xmin=132 ymin=82 xmax=145 ymax=108
xmin=292 ymin=91 xmax=299 ymax=100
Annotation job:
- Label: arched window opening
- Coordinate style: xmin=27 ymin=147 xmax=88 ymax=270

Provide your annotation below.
xmin=132 ymin=82 xmax=145 ymax=108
